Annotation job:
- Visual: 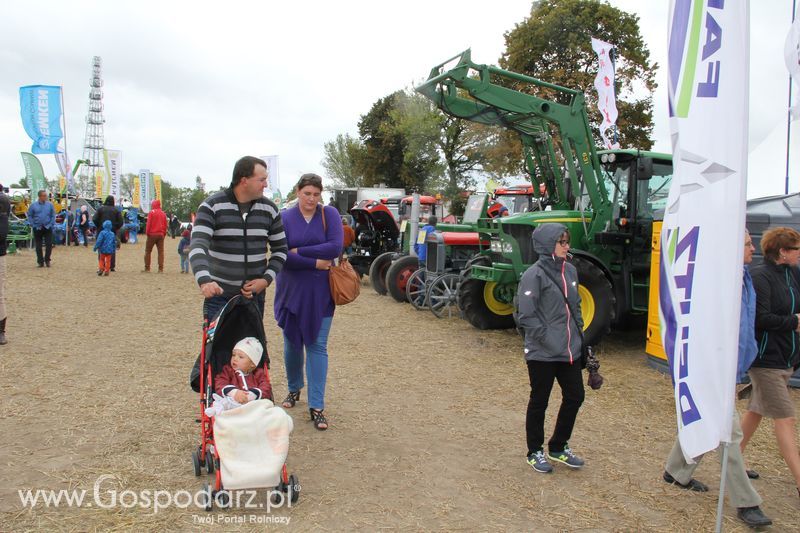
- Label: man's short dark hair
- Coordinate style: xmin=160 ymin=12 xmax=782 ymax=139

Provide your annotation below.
xmin=37 ymin=189 xmax=46 ymax=197
xmin=230 ymin=156 xmax=267 ymax=188
xmin=427 ymin=216 xmax=438 ymax=226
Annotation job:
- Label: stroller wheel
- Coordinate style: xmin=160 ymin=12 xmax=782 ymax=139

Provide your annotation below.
xmin=205 ymin=449 xmax=215 ymax=474
xmin=216 ymin=490 xmax=230 ymax=508
xmin=202 ymin=484 xmax=213 ymax=511
xmin=288 ymin=474 xmax=300 ymax=504
xmin=192 ymin=449 xmax=201 ymax=477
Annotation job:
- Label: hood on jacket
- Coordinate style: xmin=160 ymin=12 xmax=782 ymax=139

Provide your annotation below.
xmin=181 ymin=230 xmax=190 ymax=238
xmin=151 ymin=199 xmax=161 ymax=210
xmin=103 ymin=195 xmax=115 ymax=206
xmin=532 ymin=223 xmax=568 ymax=256
xmin=102 ymin=220 xmax=113 ymax=231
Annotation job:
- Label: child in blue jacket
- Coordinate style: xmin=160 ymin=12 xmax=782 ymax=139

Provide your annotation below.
xmin=177 ymin=229 xmax=191 ymax=273
xmin=93 ymin=220 xmax=117 ymax=276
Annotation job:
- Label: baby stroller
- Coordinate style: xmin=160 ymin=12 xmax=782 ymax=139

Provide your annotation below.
xmin=191 ymin=295 xmax=299 ymax=509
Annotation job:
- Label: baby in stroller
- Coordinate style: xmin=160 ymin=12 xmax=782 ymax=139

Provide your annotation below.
xmin=205 ymin=337 xmax=272 ymax=416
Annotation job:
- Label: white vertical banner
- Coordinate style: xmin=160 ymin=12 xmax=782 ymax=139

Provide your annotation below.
xmin=661 ymin=0 xmax=749 ymax=461
xmin=104 ymin=149 xmax=121 ymax=201
xmin=55 ymin=152 xmax=75 ymax=194
xmin=262 ymin=155 xmax=279 ymax=199
xmin=591 ymin=37 xmax=620 ymax=150
xmin=139 ymin=169 xmax=151 ymax=213
xmin=785 ymin=18 xmax=800 ymax=120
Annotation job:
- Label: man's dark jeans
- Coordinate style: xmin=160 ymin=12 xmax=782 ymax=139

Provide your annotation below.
xmin=33 ymin=227 xmax=53 ymax=265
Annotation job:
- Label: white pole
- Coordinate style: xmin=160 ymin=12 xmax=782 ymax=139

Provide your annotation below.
xmin=714 ymin=443 xmax=730 ymax=533
xmin=409 ymin=193 xmax=420 ymax=257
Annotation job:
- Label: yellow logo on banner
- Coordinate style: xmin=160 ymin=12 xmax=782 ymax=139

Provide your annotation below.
xmin=153 ymin=174 xmax=162 ymax=203
xmin=95 ymin=171 xmax=104 ymax=198
xmin=132 ymin=177 xmax=141 ymax=208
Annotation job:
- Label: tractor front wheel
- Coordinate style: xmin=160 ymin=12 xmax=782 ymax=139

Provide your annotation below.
xmin=457 ymin=257 xmax=515 ymax=330
xmin=369 ymin=252 xmax=395 ymax=295
xmin=573 ymin=256 xmax=616 ymax=346
xmin=386 ymin=255 xmax=420 ymax=303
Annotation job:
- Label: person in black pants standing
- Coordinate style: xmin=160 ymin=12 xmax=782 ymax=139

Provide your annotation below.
xmin=516 ymin=223 xmax=586 ymax=474
xmin=0 ymin=185 xmax=10 ymax=343
xmin=26 ymin=190 xmax=56 ymax=267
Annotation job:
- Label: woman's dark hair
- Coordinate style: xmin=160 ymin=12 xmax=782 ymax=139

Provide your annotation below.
xmin=230 ymin=156 xmax=267 ymax=188
xmin=761 ymin=227 xmax=800 ymax=261
xmin=295 ymin=173 xmax=323 ymax=192
xmin=104 ymin=195 xmax=115 ymax=206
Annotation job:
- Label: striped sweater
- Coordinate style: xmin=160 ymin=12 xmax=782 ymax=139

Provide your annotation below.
xmin=189 ymin=189 xmax=288 ymax=295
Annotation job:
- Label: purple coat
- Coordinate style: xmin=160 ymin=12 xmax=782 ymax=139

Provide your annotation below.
xmin=274 ymin=205 xmax=343 ymax=347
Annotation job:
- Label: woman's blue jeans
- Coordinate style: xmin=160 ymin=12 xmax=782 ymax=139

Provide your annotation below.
xmin=284 ymin=316 xmax=332 ymax=410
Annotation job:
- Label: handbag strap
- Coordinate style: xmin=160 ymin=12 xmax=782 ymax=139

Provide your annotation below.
xmin=539 ymin=265 xmax=585 ymax=343
xmin=319 ymin=205 xmax=344 ymax=263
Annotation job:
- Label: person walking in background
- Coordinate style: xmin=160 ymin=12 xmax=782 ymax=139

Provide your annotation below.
xmin=93 ymin=196 xmax=123 ymax=271
xmin=143 ymin=199 xmax=168 ymax=273
xmin=178 ymin=229 xmax=191 ymax=273
xmin=516 ymin=223 xmax=585 ymax=474
xmin=26 ymin=190 xmax=55 ymax=268
xmin=275 ymin=173 xmax=343 ymax=431
xmin=342 ymin=217 xmax=355 ymax=255
xmin=740 ymin=226 xmax=800 ymax=500
xmin=414 ymin=215 xmax=437 ymax=267
xmin=78 ymin=205 xmax=90 ymax=247
xmin=93 ymin=220 xmax=117 ymax=276
xmin=661 ymin=230 xmax=772 ymax=528
xmin=169 ymin=213 xmax=181 ymax=239
xmin=0 ymin=185 xmax=10 ymax=344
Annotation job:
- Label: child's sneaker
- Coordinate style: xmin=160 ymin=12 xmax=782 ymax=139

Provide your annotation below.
xmin=526 ymin=450 xmax=553 ymax=473
xmin=548 ymin=447 xmax=584 ymax=468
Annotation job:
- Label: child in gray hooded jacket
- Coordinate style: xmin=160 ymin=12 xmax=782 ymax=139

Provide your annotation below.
xmin=516 ymin=223 xmax=585 ymax=474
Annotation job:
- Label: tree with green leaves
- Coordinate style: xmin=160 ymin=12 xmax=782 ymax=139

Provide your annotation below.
xmin=495 ymin=0 xmax=656 ymax=173
xmin=321 ymin=133 xmax=366 ymax=187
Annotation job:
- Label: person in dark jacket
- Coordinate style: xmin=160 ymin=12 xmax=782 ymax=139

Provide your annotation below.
xmin=0 ymin=186 xmax=10 ymax=344
xmin=177 ymin=230 xmax=191 ymax=273
xmin=93 ymin=220 xmax=117 ymax=276
xmin=741 ymin=226 xmax=800 ymax=498
xmin=516 ymin=223 xmax=585 ymax=474
xmin=78 ymin=205 xmax=90 ymax=247
xmin=92 ymin=196 xmax=123 ymax=271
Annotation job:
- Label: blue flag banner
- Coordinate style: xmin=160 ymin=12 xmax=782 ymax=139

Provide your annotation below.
xmin=19 ymin=85 xmax=64 ymax=154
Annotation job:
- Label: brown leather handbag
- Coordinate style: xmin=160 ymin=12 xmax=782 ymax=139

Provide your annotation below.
xmin=321 ymin=207 xmax=360 ymax=305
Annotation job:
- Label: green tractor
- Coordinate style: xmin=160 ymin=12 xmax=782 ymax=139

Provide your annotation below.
xmin=417 ymin=50 xmax=673 ymax=345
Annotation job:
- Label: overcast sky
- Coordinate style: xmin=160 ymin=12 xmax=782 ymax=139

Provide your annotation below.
xmin=1 ymin=1 xmax=796 ymax=198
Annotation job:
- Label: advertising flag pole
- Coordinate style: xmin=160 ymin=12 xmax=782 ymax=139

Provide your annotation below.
xmin=714 ymin=443 xmax=730 ymax=533
xmin=786 ymin=0 xmax=797 ymax=195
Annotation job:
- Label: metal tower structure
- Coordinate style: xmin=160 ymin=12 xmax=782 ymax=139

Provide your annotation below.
xmin=78 ymin=56 xmax=105 ymax=185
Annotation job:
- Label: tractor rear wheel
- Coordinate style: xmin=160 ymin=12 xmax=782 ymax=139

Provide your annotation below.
xmin=386 ymin=255 xmax=420 ymax=302
xmin=369 ymin=252 xmax=394 ymax=295
xmin=572 ymin=256 xmax=615 ymax=346
xmin=457 ymin=256 xmax=516 ymax=330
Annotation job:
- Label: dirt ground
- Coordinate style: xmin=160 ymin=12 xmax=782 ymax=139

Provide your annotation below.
xmin=1 ymin=241 xmax=799 ymax=532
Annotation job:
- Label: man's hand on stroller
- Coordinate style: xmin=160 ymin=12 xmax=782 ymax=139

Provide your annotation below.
xmin=200 ymin=281 xmax=223 ymax=298
xmin=241 ymin=278 xmax=268 ymax=298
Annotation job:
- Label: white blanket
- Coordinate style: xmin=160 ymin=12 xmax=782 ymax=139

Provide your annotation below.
xmin=212 ymin=399 xmax=293 ymax=490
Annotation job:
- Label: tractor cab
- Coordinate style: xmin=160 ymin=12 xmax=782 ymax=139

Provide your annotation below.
xmin=348 ymin=199 xmax=402 ymax=277
xmin=493 ymin=185 xmax=536 ymax=215
xmin=382 ymin=195 xmax=443 ymax=222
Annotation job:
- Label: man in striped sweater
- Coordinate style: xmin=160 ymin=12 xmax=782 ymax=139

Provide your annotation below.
xmin=190 ymin=156 xmax=288 ymax=321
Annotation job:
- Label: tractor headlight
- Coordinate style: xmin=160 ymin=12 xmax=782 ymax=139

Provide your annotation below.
xmin=490 ymin=240 xmax=514 ymax=254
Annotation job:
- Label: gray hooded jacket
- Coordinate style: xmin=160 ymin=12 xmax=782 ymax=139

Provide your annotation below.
xmin=516 ymin=223 xmax=584 ymax=364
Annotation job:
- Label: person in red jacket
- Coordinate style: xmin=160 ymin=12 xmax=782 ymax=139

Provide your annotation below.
xmin=143 ymin=199 xmax=168 ymax=272
xmin=214 ymin=337 xmax=271 ymax=402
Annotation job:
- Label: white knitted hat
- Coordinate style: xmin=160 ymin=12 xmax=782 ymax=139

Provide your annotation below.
xmin=233 ymin=337 xmax=263 ymax=367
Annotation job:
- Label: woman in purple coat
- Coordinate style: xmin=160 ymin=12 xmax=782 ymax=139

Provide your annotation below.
xmin=275 ymin=174 xmax=343 ymax=430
